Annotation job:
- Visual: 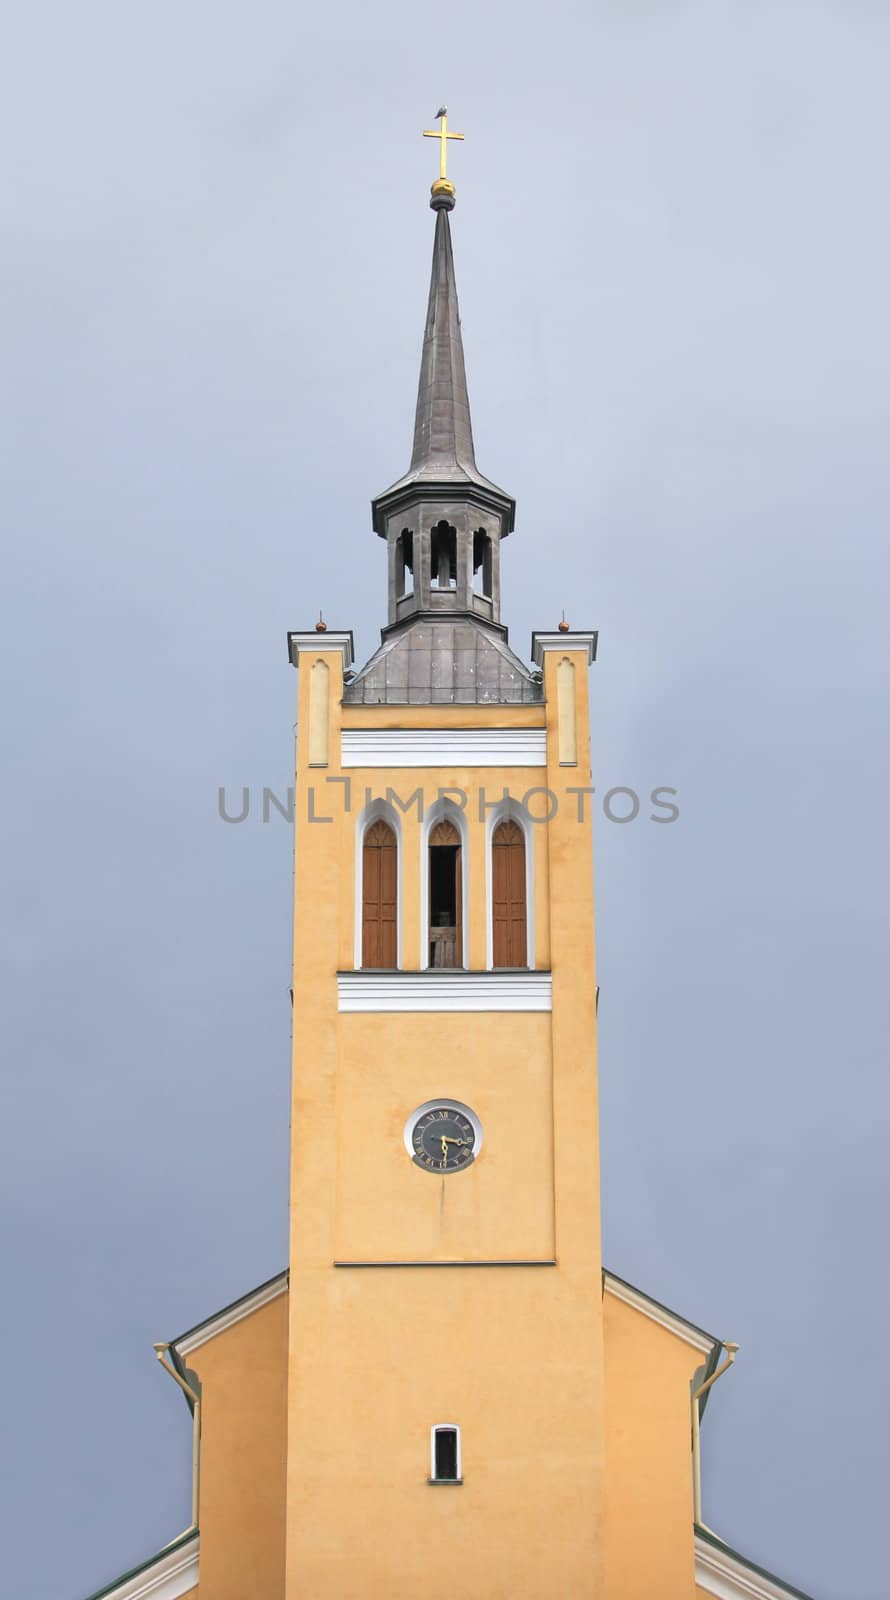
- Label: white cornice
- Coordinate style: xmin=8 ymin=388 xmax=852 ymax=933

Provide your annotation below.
xmin=695 ymin=1532 xmax=812 ymax=1600
xmin=88 ymin=1536 xmax=199 ymax=1600
xmin=603 ymin=1272 xmax=716 ymax=1356
xmin=337 ymin=971 xmax=553 ymax=1012
xmin=530 ymin=630 xmax=597 ymax=666
xmin=173 ymin=1274 xmax=288 ymax=1358
xmin=340 ymin=726 xmax=547 ymax=767
xmin=287 ymin=630 xmax=354 ymax=669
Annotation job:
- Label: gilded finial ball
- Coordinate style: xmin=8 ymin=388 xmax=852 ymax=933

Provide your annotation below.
xmin=430 ymin=178 xmax=456 ymax=212
xmin=558 ymin=615 xmax=570 ymax=633
xmin=316 ymin=613 xmax=327 ymax=633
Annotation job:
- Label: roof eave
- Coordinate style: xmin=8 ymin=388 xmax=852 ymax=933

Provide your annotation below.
xmin=371 ymin=472 xmax=515 ymax=537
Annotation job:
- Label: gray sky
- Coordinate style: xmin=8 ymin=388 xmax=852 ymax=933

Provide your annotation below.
xmin=2 ymin=4 xmax=888 ymax=1597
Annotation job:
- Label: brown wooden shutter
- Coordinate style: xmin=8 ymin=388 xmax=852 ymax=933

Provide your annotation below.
xmin=492 ymin=819 xmax=527 ymax=968
xmin=362 ymin=820 xmax=397 ymax=968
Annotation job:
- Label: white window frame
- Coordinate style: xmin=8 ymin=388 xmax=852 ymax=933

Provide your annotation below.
xmin=485 ymin=798 xmax=535 ymax=971
xmin=420 ymin=798 xmax=469 ymax=971
xmin=354 ymin=798 xmax=402 ymax=971
xmin=429 ymin=1423 xmax=462 ymax=1482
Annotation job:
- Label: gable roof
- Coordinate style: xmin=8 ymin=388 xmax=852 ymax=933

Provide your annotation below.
xmin=166 ymin=1265 xmax=729 ymax=1435
xmin=81 ymin=1518 xmax=819 ymax=1600
xmin=121 ymin=1268 xmax=812 ymax=1600
xmin=167 ymin=1265 xmax=721 ymax=1363
xmin=602 ymin=1268 xmax=719 ymax=1356
xmin=695 ymin=1525 xmax=818 ymax=1600
xmin=171 ymin=1270 xmax=287 ymax=1358
xmin=80 ymin=1529 xmax=198 ymax=1600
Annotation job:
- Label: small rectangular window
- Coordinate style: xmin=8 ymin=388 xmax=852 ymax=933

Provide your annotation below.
xmin=430 ymin=1425 xmax=461 ymax=1483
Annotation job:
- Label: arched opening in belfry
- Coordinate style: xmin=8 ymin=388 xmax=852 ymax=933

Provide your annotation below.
xmin=428 ymin=819 xmax=462 ymax=967
xmin=396 ymin=529 xmax=414 ymax=598
xmin=430 ymin=521 xmax=457 ymax=589
xmin=472 ymin=528 xmax=493 ymax=597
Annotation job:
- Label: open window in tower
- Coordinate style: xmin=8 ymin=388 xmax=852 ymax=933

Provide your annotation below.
xmin=430 ymin=521 xmax=457 ymax=589
xmin=396 ymin=528 xmax=414 ymax=598
xmin=472 ymin=528 xmax=493 ymax=597
xmin=428 ymin=820 xmax=462 ymax=968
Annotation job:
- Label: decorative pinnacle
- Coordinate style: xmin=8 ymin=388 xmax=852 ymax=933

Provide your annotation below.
xmin=423 ymin=107 xmax=463 ymax=209
xmin=315 ymin=612 xmax=328 ymax=633
xmin=558 ymin=612 xmax=570 ymax=632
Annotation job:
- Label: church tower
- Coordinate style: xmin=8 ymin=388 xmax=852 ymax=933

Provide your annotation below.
xmin=78 ymin=115 xmax=818 ymax=1600
xmin=285 ymin=137 xmax=603 ymax=1597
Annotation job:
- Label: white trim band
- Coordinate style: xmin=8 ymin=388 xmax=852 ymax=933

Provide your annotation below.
xmin=288 ymin=630 xmax=354 ymax=669
xmin=340 ymin=727 xmax=547 ymax=768
xmin=530 ymin=630 xmax=597 ymax=667
xmin=91 ymin=1536 xmax=199 ymax=1600
xmin=174 ymin=1276 xmax=288 ymax=1358
xmin=695 ymin=1532 xmax=810 ymax=1600
xmin=337 ymin=971 xmax=552 ymax=1012
xmin=603 ymin=1273 xmax=716 ymax=1356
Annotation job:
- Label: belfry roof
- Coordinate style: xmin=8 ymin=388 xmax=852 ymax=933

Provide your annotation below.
xmin=342 ymin=616 xmax=543 ymax=705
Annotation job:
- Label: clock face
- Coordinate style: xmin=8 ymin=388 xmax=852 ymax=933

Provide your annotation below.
xmin=405 ymin=1101 xmax=481 ymax=1174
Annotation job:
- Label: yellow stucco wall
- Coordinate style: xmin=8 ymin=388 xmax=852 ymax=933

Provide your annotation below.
xmin=187 ymin=1293 xmax=287 ymax=1599
xmin=333 ymin=1012 xmax=555 ymax=1260
xmin=603 ymin=1290 xmax=704 ymax=1598
xmin=181 ymin=1281 xmax=709 ymax=1598
xmin=283 ymin=643 xmax=606 ymax=1598
xmin=174 ymin=645 xmax=712 ymax=1598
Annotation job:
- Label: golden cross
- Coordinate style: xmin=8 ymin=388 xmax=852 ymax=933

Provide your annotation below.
xmin=423 ymin=108 xmax=464 ymax=181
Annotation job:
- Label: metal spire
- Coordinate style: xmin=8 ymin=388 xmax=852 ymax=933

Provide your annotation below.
xmin=372 ymin=146 xmax=513 ymax=523
xmin=408 ymin=201 xmax=478 ymax=481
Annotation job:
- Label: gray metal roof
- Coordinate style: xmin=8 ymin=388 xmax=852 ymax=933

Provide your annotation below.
xmin=344 ymin=615 xmax=542 ymax=705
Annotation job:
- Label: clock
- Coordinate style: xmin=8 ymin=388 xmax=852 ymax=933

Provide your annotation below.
xmin=404 ymin=1099 xmax=483 ymax=1174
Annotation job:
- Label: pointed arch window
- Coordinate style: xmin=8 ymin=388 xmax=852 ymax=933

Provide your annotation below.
xmin=362 ymin=819 xmax=398 ymax=969
xmin=491 ymin=819 xmax=527 ymax=968
xmin=428 ymin=819 xmax=462 ymax=968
